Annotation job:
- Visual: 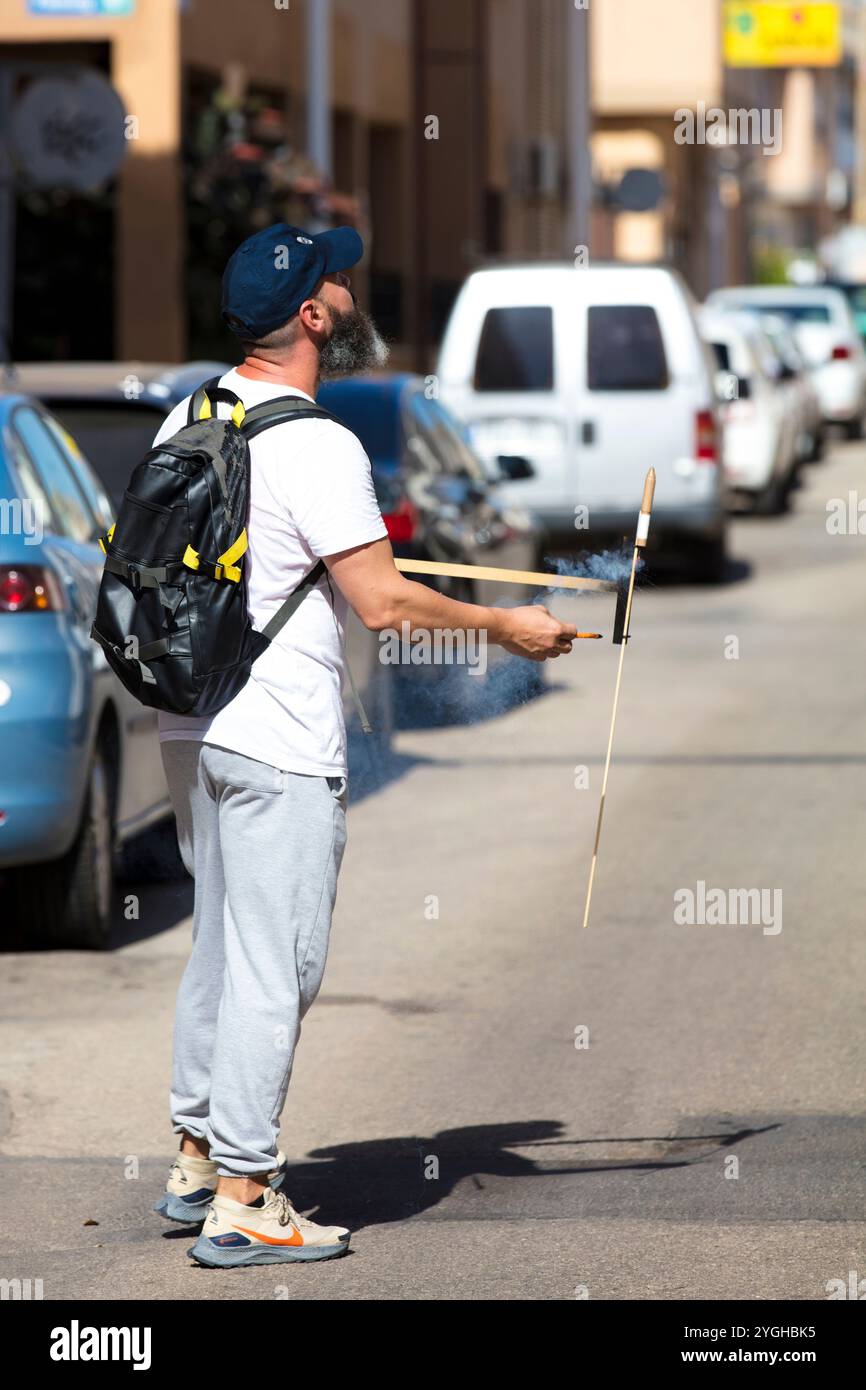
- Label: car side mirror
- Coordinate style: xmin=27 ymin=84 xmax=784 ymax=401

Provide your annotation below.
xmin=714 ymin=370 xmax=740 ymax=403
xmin=496 ymin=454 xmax=534 ymax=481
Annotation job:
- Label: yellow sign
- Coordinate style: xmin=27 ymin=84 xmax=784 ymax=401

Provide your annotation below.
xmin=724 ymin=2 xmax=841 ymax=68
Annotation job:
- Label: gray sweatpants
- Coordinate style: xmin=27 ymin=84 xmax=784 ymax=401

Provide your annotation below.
xmin=160 ymin=740 xmax=348 ymax=1176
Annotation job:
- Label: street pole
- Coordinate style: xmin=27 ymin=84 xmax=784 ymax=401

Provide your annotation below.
xmin=567 ymin=1 xmax=592 ymax=256
xmin=307 ymin=0 xmax=332 ymax=231
xmin=410 ymin=0 xmax=429 ymax=374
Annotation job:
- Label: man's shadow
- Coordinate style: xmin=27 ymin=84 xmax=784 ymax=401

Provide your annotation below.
xmin=161 ymin=1116 xmax=779 ymax=1240
xmin=276 ymin=1119 xmax=713 ymax=1229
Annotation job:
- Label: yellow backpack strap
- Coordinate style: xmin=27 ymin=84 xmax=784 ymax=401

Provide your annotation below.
xmin=214 ymin=529 xmax=248 ymax=583
xmin=187 ymin=376 xmax=222 ymax=425
xmin=98 ymin=522 xmax=116 ymax=555
xmin=182 ymin=544 xmax=201 ymax=571
xmin=187 ymin=379 xmax=245 ymax=427
xmin=197 ymin=391 xmax=248 ymax=427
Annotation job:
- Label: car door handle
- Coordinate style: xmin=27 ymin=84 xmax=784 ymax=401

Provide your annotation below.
xmin=580 ymin=420 xmax=596 ymax=445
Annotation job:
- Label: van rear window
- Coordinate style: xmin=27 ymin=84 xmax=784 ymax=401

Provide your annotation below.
xmin=709 ymin=341 xmax=730 ymax=371
xmin=588 ymin=305 xmax=669 ymax=391
xmin=473 ymin=306 xmax=553 ymax=392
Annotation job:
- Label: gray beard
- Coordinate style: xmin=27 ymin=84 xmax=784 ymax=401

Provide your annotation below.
xmin=319 ymin=305 xmax=390 ymax=378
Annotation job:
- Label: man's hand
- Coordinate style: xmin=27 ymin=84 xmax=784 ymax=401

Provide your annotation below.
xmin=324 ymin=536 xmax=579 ymax=659
xmin=499 ymin=605 xmax=578 ymax=662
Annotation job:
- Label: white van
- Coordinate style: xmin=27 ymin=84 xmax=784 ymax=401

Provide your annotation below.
xmin=437 ymin=264 xmax=728 ymax=581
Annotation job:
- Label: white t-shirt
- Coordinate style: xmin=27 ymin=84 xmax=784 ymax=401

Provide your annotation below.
xmin=154 ymin=368 xmax=387 ymax=776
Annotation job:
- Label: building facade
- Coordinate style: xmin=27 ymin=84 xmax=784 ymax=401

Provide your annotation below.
xmin=2 ymin=0 xmax=862 ymax=363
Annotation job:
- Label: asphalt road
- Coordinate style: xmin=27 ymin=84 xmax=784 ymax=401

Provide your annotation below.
xmin=2 ymin=440 xmax=865 ymax=1301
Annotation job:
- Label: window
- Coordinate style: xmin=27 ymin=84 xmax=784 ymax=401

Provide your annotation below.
xmin=44 ymin=402 xmax=167 ymax=509
xmin=474 ymin=306 xmax=554 ymax=392
xmin=728 ymin=300 xmax=831 ymax=325
xmin=3 ymin=430 xmax=57 ymax=536
xmin=403 ymin=389 xmax=485 ymax=481
xmin=838 ymin=285 xmax=866 ymax=312
xmin=587 ymin=306 xmax=669 ymax=391
xmin=777 ymin=303 xmax=831 ymax=325
xmin=43 ymin=414 xmax=115 ymax=532
xmin=422 ymin=396 xmax=487 ymax=482
xmin=401 ymin=390 xmax=445 ymax=480
xmin=709 ymin=341 xmax=730 ymax=372
xmin=12 ymin=408 xmax=98 ymax=544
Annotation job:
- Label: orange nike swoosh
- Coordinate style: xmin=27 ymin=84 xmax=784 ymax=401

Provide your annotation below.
xmin=233 ymin=1223 xmax=304 ymax=1247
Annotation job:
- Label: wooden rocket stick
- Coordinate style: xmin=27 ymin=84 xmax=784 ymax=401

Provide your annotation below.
xmin=582 ymin=468 xmax=656 ymax=929
xmin=394 ymin=557 xmax=617 ymax=594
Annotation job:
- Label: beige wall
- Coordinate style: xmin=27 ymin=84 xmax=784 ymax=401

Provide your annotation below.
xmin=589 ymin=0 xmax=731 ymax=294
xmin=592 ymin=0 xmax=722 ymax=116
xmin=181 ymin=0 xmax=412 ymax=328
xmin=182 ymin=0 xmax=305 ymax=94
xmin=487 ymin=0 xmax=572 ymax=258
xmin=2 ymin=0 xmax=184 ymax=360
xmin=1 ymin=0 xmax=416 ymax=360
xmin=182 ymin=0 xmax=410 ymax=126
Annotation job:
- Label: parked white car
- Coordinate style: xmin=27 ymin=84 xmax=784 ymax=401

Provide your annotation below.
xmin=698 ymin=307 xmax=798 ymax=514
xmin=759 ymin=314 xmax=824 ymax=464
xmin=437 ymin=264 xmax=728 ymax=581
xmin=706 ymin=285 xmax=866 ymax=438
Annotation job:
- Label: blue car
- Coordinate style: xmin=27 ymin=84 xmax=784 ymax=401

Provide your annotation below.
xmin=317 ymin=374 xmax=538 ymax=591
xmin=0 ymin=393 xmax=172 ymax=946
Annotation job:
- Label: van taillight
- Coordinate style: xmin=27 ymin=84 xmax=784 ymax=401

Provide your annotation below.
xmin=831 ymin=344 xmax=851 ymax=360
xmin=695 ymin=410 xmax=717 ymax=463
xmin=383 ymin=498 xmax=418 ymax=544
xmin=0 ymin=566 xmax=62 ymax=613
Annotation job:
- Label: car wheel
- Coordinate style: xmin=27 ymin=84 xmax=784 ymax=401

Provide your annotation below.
xmin=755 ymin=471 xmax=790 ymax=517
xmin=845 ymin=416 xmax=864 ymax=441
xmin=13 ymin=748 xmax=114 ymax=949
xmin=809 ymin=427 xmax=826 ymax=462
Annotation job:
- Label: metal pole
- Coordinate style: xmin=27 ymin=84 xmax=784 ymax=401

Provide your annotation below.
xmin=567 ymin=1 xmax=592 ymax=256
xmin=307 ymin=0 xmax=332 ymax=231
xmin=410 ymin=0 xmax=429 ymax=373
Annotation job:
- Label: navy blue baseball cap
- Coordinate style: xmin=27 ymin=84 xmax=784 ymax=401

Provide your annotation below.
xmin=221 ymin=222 xmax=364 ymax=339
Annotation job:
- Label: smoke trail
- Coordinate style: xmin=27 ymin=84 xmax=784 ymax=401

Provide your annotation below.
xmin=389 ymin=546 xmax=646 ymax=733
xmin=544 ymin=545 xmax=643 ymax=587
xmin=392 ymin=652 xmax=547 ymax=730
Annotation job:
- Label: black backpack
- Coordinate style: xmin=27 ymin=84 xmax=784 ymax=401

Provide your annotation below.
xmin=90 ymin=376 xmax=364 ymax=722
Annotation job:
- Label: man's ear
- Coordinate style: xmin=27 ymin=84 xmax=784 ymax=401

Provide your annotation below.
xmin=298 ymin=296 xmax=328 ymax=338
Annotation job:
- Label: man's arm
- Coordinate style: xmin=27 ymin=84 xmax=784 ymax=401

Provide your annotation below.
xmin=324 ymin=536 xmax=578 ymax=661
